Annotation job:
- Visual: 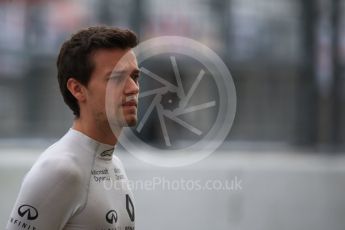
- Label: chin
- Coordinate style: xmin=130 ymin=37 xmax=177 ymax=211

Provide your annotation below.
xmin=123 ymin=114 xmax=137 ymax=127
xmin=126 ymin=118 xmax=137 ymax=127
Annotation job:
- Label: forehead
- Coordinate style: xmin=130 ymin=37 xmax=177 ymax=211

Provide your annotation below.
xmin=113 ymin=50 xmax=138 ymax=72
xmin=91 ymin=48 xmax=137 ymax=74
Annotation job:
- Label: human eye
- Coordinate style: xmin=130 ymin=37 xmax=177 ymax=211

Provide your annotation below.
xmin=109 ymin=71 xmax=126 ymax=82
xmin=131 ymin=73 xmax=139 ymax=83
xmin=131 ymin=70 xmax=141 ymax=83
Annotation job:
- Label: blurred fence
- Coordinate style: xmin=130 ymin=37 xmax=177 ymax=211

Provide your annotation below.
xmin=0 ymin=0 xmax=344 ymax=150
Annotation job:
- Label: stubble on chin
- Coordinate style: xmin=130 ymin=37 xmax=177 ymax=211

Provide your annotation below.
xmin=125 ymin=118 xmax=137 ymax=127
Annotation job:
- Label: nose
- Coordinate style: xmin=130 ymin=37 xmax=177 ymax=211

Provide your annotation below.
xmin=124 ymin=77 xmax=139 ymax=95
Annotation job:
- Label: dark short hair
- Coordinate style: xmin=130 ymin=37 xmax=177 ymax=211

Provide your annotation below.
xmin=57 ymin=26 xmax=138 ymax=117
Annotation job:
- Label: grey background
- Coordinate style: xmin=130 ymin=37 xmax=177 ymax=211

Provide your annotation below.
xmin=1 ymin=0 xmax=345 ymax=229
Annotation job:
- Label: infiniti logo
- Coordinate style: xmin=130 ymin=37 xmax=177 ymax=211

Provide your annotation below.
xmin=106 ymin=210 xmax=118 ymax=224
xmin=18 ymin=204 xmax=38 ymax=220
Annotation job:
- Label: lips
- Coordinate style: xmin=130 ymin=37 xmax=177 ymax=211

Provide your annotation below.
xmin=122 ymin=101 xmax=137 ymax=107
xmin=122 ymin=95 xmax=138 ymax=107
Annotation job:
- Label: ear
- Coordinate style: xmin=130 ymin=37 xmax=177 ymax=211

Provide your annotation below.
xmin=67 ymin=78 xmax=86 ymax=103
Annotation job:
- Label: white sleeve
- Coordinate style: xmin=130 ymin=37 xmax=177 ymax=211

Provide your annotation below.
xmin=6 ymin=155 xmax=84 ymax=230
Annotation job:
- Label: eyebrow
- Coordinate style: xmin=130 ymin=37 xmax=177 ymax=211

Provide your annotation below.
xmin=107 ymin=68 xmax=141 ymax=78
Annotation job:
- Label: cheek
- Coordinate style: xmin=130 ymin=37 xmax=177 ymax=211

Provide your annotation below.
xmin=106 ymin=87 xmax=123 ymax=105
xmin=94 ymin=92 xmax=106 ymax=109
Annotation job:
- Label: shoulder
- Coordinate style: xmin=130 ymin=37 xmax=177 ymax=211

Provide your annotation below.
xmin=9 ymin=151 xmax=87 ymax=228
xmin=24 ymin=149 xmax=84 ymax=190
xmin=39 ymin=154 xmax=82 ymax=183
xmin=36 ymin=136 xmax=86 ymax=179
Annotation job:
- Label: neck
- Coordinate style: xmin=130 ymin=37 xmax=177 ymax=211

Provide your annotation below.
xmin=72 ymin=116 xmax=121 ymax=146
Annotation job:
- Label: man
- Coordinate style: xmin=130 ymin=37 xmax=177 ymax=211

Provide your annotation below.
xmin=6 ymin=26 xmax=139 ymax=230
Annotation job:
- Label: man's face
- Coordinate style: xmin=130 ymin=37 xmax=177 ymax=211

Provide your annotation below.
xmin=85 ymin=48 xmax=140 ymax=130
